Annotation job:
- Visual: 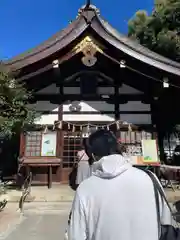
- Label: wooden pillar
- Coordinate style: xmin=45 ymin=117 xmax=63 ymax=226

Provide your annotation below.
xmin=58 ymin=102 xmax=64 ymax=183
xmin=57 ymin=105 xmax=63 ymax=156
xmin=151 ymin=101 xmax=164 ymax=163
xmin=114 ymin=79 xmax=120 ymax=120
xmin=55 ymin=69 xmax=64 ymax=182
xmin=19 ymin=133 xmax=26 ymax=157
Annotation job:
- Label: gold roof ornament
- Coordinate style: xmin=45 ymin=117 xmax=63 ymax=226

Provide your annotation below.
xmin=72 ymin=36 xmax=103 ymax=67
xmin=73 ymin=36 xmax=103 ymax=54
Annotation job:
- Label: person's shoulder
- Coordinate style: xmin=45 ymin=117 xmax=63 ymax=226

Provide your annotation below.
xmin=76 ymin=175 xmax=97 ymax=196
xmin=129 ymin=166 xmax=153 ymax=179
xmin=130 ymin=167 xmax=156 ymax=185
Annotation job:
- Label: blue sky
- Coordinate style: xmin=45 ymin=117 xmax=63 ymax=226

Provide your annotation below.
xmin=0 ymin=0 xmax=153 ymax=59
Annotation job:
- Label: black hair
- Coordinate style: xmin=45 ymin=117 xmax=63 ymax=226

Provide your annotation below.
xmin=86 ymin=129 xmax=118 ymax=158
xmin=82 ymin=138 xmax=87 ymax=147
xmin=117 ymin=144 xmax=126 ymax=154
xmin=79 ymin=138 xmax=87 ymax=150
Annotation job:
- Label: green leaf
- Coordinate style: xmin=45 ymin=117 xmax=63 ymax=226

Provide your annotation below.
xmin=0 ymin=63 xmax=36 ymax=137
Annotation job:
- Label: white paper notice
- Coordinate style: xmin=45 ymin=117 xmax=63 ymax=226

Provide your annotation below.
xmin=41 ymin=132 xmax=57 ymax=156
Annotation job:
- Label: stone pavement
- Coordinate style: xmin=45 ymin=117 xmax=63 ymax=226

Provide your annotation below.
xmin=1 ymin=185 xmax=74 ymax=203
xmin=0 ymin=185 xmax=180 ymax=240
xmin=0 ymin=202 xmax=71 ymax=240
xmin=0 ymin=203 xmax=22 ymax=238
xmin=1 ymin=184 xmax=180 ymax=203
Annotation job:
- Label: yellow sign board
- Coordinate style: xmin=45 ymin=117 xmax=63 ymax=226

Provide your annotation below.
xmin=141 ymin=140 xmax=159 ymax=163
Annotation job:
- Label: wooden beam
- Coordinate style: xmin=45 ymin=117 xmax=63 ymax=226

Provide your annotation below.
xmin=36 ymin=110 xmax=151 ymax=115
xmin=56 ymin=81 xmax=116 ymax=87
xmin=33 ymin=93 xmax=149 ymax=102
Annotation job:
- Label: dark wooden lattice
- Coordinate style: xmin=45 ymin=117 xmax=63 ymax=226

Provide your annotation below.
xmin=63 ymin=132 xmax=83 ymax=168
xmin=25 ymin=132 xmax=42 ymax=157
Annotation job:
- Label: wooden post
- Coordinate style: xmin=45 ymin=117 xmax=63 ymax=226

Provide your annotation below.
xmin=114 ymin=79 xmax=120 ymax=120
xmin=151 ymin=101 xmax=164 ymax=162
xmin=48 ymin=166 xmax=52 ymax=189
xmin=151 ymin=101 xmax=162 ymax=178
xmin=58 ymin=104 xmax=64 ymax=183
xmin=55 ymin=68 xmax=64 ymax=183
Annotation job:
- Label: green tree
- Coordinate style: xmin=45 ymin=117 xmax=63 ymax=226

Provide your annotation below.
xmin=128 ymin=0 xmax=180 ymax=61
xmin=0 ymin=63 xmax=35 ymax=137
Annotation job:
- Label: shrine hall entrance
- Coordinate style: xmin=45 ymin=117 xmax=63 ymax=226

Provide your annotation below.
xmin=60 ymin=128 xmax=156 ymax=183
xmin=14 ymin=4 xmax=180 ymax=187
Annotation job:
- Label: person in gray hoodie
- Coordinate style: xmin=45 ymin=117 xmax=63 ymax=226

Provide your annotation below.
xmin=68 ymin=130 xmax=171 ymax=240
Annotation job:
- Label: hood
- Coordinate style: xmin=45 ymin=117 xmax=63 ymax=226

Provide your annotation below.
xmin=92 ymin=154 xmax=132 ymax=179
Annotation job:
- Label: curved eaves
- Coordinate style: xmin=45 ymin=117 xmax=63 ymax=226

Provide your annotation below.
xmin=91 ymin=16 xmax=180 ymax=76
xmin=5 ymin=16 xmax=88 ymax=70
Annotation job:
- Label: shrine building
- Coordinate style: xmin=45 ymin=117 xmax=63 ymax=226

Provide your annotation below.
xmin=5 ymin=4 xmax=180 ymax=187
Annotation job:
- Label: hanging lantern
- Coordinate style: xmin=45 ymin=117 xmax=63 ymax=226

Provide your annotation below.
xmin=163 ymin=77 xmax=169 ymax=88
xmin=87 ymin=124 xmax=90 ymax=133
xmin=43 ymin=126 xmax=48 ymax=134
xmin=95 ymin=126 xmax=98 ymax=130
xmin=116 ymin=121 xmax=120 ymax=130
xmin=120 ymin=60 xmax=126 ymax=68
xmin=68 ymin=123 xmax=70 ymax=130
xmin=52 ymin=59 xmax=59 ymax=69
xmin=128 ymin=124 xmax=132 ymax=132
xmin=57 ymin=121 xmax=62 ymax=129
xmin=72 ymin=125 xmax=75 ymax=132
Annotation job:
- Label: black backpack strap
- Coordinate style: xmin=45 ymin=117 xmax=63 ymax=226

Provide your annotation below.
xmin=145 ymin=170 xmax=161 ymax=238
xmin=146 ymin=170 xmax=173 ymax=214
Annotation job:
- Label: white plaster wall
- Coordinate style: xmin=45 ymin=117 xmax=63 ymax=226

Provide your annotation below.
xmin=34 ymin=114 xmax=58 ymax=125
xmin=63 ymin=101 xmax=114 ymax=122
xmin=63 ymin=101 xmax=114 ymax=112
xmin=31 ymin=100 xmax=151 ymax=125
xmin=31 ymin=84 xmax=150 ymax=125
